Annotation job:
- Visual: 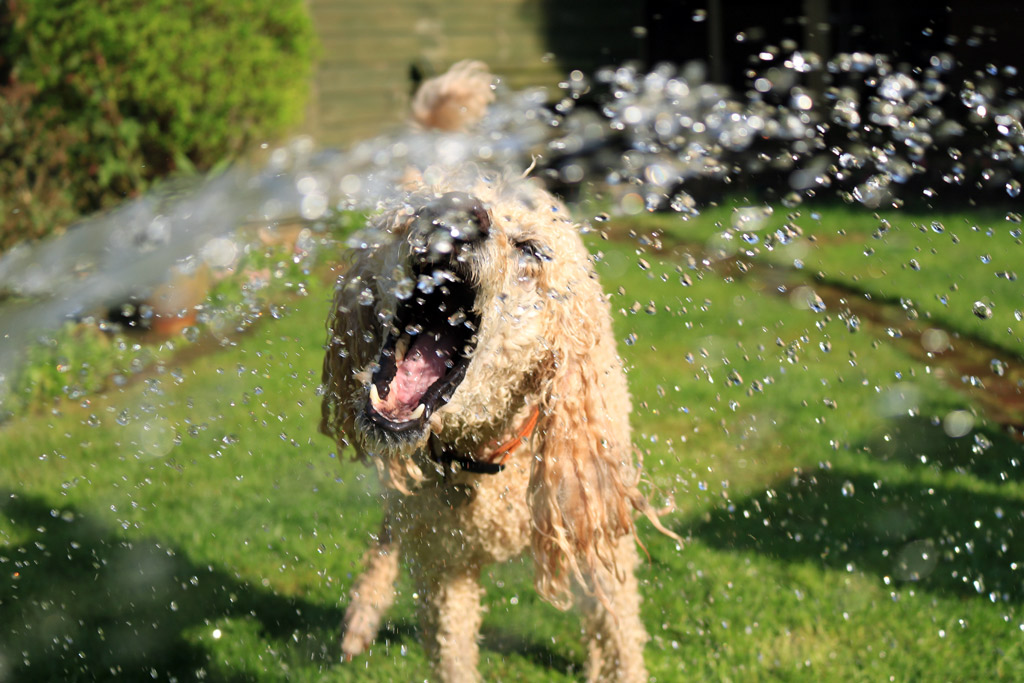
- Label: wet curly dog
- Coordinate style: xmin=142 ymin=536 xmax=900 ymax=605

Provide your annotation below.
xmin=319 ymin=62 xmax=667 ymax=682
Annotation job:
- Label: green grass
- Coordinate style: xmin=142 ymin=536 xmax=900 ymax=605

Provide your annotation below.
xmin=613 ymin=201 xmax=1024 ymax=355
xmin=1 ymin=203 xmax=1023 ymax=681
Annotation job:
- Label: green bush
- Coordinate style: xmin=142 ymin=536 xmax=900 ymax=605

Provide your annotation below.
xmin=0 ymin=0 xmax=316 ymax=250
xmin=0 ymin=79 xmax=82 ymax=248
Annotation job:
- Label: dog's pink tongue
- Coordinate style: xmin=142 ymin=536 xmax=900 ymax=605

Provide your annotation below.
xmin=378 ymin=333 xmax=455 ymax=420
xmin=393 ymin=346 xmax=445 ymax=404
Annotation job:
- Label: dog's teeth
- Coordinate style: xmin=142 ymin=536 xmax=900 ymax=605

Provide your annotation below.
xmin=369 ymin=384 xmax=381 ymax=406
xmin=410 ymin=404 xmax=426 ymax=420
xmin=395 ymin=335 xmax=410 ymax=363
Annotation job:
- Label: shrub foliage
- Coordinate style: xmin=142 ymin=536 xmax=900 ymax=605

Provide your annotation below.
xmin=0 ymin=0 xmax=315 ymax=250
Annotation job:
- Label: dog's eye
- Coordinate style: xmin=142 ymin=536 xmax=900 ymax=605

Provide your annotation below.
xmin=513 ymin=239 xmax=552 ymax=265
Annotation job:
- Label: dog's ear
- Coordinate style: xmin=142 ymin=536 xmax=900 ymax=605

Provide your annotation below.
xmin=319 ymin=251 xmax=384 ymax=457
xmin=528 ymin=273 xmax=646 ymax=609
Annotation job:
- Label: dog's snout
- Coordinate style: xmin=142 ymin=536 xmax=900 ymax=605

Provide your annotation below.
xmin=412 ymin=192 xmax=491 ymax=248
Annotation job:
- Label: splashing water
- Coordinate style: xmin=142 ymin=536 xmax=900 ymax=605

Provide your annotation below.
xmin=0 ymin=89 xmax=554 ymax=392
xmin=2 ymin=50 xmax=1023 ymax=395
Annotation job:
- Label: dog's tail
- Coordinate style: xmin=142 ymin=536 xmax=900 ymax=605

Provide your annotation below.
xmin=410 ymin=60 xmax=495 ymax=132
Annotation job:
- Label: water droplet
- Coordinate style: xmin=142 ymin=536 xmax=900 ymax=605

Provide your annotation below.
xmin=669 ymin=191 xmax=697 ymax=215
xmin=841 ymin=480 xmax=855 ymax=497
xmin=781 ymin=191 xmax=803 ymax=208
xmin=972 ymin=301 xmax=993 ymax=319
xmin=921 ymin=328 xmax=949 ymax=352
xmin=943 ymin=410 xmax=974 ymax=438
xmin=394 ymin=277 xmax=415 ymax=300
xmin=731 ymin=206 xmax=772 ymax=232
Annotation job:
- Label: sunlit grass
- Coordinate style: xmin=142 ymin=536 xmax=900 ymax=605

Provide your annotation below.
xmin=614 ymin=200 xmax=1024 ymax=355
xmin=1 ymin=204 xmax=1022 ymax=681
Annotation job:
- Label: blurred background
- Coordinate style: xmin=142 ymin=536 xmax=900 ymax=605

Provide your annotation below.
xmin=305 ymin=1 xmax=1024 ymax=144
xmin=5 ymin=0 xmax=1024 ymax=247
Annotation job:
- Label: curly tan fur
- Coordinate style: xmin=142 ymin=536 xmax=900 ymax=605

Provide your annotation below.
xmin=319 ymin=62 xmax=665 ymax=682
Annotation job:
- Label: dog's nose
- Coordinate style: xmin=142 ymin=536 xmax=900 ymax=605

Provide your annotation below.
xmin=411 ymin=192 xmax=491 ymax=249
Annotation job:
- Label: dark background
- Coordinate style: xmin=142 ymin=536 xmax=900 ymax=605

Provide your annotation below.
xmin=641 ymin=0 xmax=1024 ymax=89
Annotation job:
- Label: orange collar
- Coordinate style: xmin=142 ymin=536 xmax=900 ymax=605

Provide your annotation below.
xmin=483 ymin=405 xmax=540 ymax=467
xmin=429 ymin=405 xmax=540 ymax=475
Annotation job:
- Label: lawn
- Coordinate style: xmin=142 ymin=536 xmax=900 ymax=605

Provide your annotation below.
xmin=1 ymin=201 xmax=1022 ymax=681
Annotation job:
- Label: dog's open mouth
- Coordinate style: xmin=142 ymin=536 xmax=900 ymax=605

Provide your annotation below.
xmin=365 ymin=269 xmax=480 ymax=433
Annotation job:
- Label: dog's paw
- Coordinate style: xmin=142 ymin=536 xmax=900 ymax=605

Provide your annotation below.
xmin=340 ymin=604 xmax=380 ymax=659
xmin=340 ymin=630 xmax=371 ymax=660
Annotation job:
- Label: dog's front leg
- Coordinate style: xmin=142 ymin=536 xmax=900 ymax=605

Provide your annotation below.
xmin=415 ymin=562 xmax=484 ymax=682
xmin=341 ymin=515 xmax=400 ymax=659
xmin=580 ymin=537 xmax=649 ymax=682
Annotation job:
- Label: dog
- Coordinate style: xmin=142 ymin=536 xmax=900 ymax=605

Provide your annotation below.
xmin=319 ymin=62 xmax=668 ymax=682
